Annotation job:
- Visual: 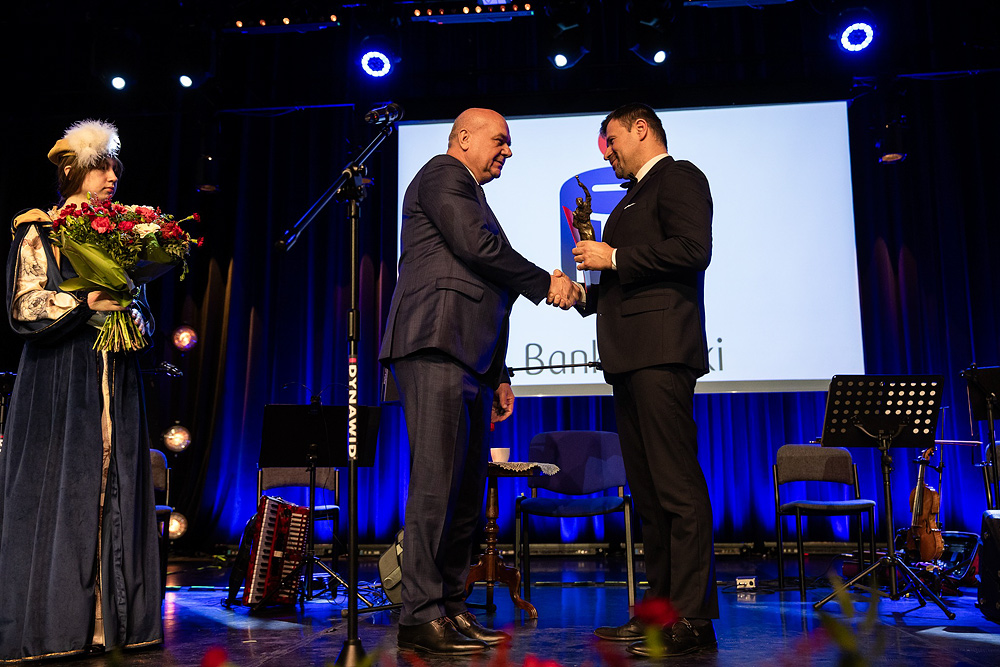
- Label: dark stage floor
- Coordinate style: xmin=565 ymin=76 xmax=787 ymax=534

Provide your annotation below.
xmin=71 ymin=551 xmax=1000 ymax=666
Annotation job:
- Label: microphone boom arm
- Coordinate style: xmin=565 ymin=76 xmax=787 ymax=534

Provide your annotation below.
xmin=277 ymin=120 xmax=396 ymax=251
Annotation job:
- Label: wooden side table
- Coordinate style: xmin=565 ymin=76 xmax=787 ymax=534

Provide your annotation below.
xmin=464 ymin=461 xmax=557 ymax=618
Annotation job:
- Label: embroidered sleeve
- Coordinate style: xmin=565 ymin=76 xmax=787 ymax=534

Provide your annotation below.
xmin=11 ymin=226 xmax=80 ymax=322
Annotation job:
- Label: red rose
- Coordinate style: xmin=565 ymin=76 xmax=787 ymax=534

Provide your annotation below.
xmin=634 ymin=597 xmax=679 ymax=627
xmin=91 ymin=216 xmax=112 ymax=233
xmin=193 ymin=212 xmax=201 ymax=222
xmin=118 ymin=218 xmax=135 ymax=232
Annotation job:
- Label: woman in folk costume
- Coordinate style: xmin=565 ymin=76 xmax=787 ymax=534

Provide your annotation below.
xmin=0 ymin=120 xmax=162 ymax=661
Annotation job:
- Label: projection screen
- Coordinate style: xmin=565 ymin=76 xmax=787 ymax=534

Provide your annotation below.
xmin=396 ymin=101 xmax=865 ymax=396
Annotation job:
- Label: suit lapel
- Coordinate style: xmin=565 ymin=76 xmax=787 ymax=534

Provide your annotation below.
xmin=602 ymin=157 xmax=671 ymax=246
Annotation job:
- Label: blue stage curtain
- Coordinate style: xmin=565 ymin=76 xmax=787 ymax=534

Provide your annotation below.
xmin=133 ymin=74 xmax=1000 ymax=552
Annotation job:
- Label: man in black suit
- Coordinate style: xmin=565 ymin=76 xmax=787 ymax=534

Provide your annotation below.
xmin=569 ymin=103 xmax=718 ymax=657
xmin=380 ymin=108 xmax=576 ymax=655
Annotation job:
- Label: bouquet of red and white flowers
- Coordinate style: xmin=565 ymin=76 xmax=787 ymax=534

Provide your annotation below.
xmin=50 ymin=198 xmax=202 ymax=352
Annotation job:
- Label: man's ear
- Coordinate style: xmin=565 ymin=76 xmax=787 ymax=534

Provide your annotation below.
xmin=634 ymin=118 xmax=648 ymax=141
xmin=456 ymin=128 xmax=471 ymax=150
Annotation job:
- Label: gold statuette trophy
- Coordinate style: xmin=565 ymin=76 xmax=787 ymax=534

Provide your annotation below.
xmin=571 ymin=176 xmax=595 ymax=288
xmin=572 ymin=175 xmax=595 ymax=241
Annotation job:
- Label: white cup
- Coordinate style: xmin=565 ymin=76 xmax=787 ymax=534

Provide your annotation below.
xmin=490 ymin=447 xmax=510 ymax=463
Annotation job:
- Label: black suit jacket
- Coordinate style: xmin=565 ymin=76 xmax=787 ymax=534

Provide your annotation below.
xmin=583 ymin=156 xmax=713 ymax=376
xmin=379 ymin=154 xmax=550 ymax=386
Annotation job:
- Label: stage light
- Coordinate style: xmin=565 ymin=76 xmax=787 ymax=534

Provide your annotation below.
xmin=179 ymin=75 xmax=194 ymax=88
xmin=834 ymin=8 xmax=877 ymax=53
xmin=172 ymin=325 xmax=198 ymax=351
xmin=162 ymin=424 xmax=192 ymax=452
xmin=168 ymin=512 xmax=188 ymax=539
xmin=628 ymin=1 xmax=674 ymax=66
xmin=877 ymin=116 xmax=907 ymax=164
xmin=111 ymin=76 xmax=127 ymax=90
xmin=358 ymin=35 xmax=399 ymax=78
xmin=545 ymin=2 xmax=591 ymax=70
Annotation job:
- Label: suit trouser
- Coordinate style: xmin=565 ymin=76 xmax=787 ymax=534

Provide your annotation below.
xmin=610 ymin=364 xmax=719 ymax=619
xmin=391 ymin=353 xmax=493 ymax=626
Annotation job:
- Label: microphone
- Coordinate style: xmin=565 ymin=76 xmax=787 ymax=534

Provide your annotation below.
xmin=364 ymin=102 xmax=404 ymax=124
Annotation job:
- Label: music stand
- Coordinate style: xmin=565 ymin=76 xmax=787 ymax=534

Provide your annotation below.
xmin=255 ymin=403 xmax=380 ymax=609
xmin=813 ymin=375 xmax=955 ymax=619
xmin=961 ymin=365 xmax=1000 ymax=509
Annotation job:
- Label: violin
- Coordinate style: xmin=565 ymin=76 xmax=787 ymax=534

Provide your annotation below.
xmin=904 ymin=445 xmax=945 ymax=562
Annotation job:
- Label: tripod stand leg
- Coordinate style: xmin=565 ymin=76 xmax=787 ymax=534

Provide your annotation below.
xmin=310 ymin=557 xmax=375 ymax=607
xmin=814 ymin=557 xmax=886 ymax=611
xmin=890 ymin=558 xmax=955 ymax=619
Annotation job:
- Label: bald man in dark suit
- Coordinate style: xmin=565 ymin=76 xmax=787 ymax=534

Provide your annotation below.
xmin=380 ymin=108 xmax=575 ymax=655
xmin=569 ymin=103 xmax=718 ymax=658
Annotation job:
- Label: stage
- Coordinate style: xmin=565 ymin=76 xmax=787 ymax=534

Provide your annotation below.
xmin=69 ymin=551 xmax=1000 ymax=666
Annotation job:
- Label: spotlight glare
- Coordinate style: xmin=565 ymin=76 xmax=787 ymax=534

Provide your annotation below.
xmin=553 ymin=53 xmax=569 ymax=68
xmin=162 ymin=424 xmax=192 ymax=452
xmin=330 ymin=14 xmax=337 ymax=22
xmin=179 ymin=75 xmax=193 ymax=88
xmin=361 ymin=50 xmax=392 ymax=77
xmin=168 ymin=512 xmax=188 ymax=539
xmin=172 ymin=325 xmax=198 ymax=351
xmin=235 ymin=20 xmax=243 ymax=28
xmin=653 ymin=50 xmax=667 ymax=64
xmin=840 ymin=21 xmax=874 ymax=52
xmin=111 ymin=76 xmax=126 ymax=90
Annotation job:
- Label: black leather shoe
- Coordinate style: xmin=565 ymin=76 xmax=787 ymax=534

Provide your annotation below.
xmin=398 ymin=617 xmax=489 ymax=655
xmin=594 ymin=616 xmax=646 ymax=641
xmin=626 ymin=619 xmax=717 ymax=658
xmin=450 ymin=611 xmax=511 ymax=645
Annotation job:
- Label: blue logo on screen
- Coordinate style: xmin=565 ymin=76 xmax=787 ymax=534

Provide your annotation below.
xmin=558 ymin=167 xmax=627 ymax=279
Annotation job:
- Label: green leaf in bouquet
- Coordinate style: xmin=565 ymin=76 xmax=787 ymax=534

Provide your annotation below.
xmin=58 ymin=277 xmax=103 ymax=293
xmin=59 ymin=233 xmax=135 ymax=294
xmin=140 ymin=235 xmax=175 ymax=264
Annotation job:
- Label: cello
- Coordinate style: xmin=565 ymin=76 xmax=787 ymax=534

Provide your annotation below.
xmin=904 ymin=445 xmax=945 ymax=562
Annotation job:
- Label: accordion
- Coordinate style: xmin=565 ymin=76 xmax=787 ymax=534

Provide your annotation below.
xmin=243 ymin=496 xmax=310 ymax=607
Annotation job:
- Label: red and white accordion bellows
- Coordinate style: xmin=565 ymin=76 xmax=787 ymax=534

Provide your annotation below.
xmin=243 ymin=496 xmax=310 ymax=606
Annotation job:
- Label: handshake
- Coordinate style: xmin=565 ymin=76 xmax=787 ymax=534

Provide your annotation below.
xmin=546 ymin=269 xmax=584 ymax=310
xmin=545 ymin=239 xmax=613 ymax=310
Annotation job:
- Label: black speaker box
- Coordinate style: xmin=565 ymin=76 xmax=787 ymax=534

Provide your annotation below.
xmin=978 ymin=510 xmax=1000 ymax=622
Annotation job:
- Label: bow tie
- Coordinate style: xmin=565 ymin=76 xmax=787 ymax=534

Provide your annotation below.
xmin=621 ymin=177 xmax=638 ymax=190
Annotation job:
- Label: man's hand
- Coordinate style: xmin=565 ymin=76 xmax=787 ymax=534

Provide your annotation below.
xmin=87 ymin=290 xmax=127 ymax=312
xmin=546 ymin=270 xmax=578 ymax=310
xmin=492 ymin=382 xmax=515 ymax=423
xmin=573 ymin=240 xmax=614 ymax=271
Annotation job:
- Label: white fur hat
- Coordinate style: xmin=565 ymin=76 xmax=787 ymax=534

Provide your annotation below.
xmin=47 ymin=119 xmax=121 ymax=167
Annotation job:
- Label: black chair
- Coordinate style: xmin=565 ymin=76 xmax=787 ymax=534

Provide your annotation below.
xmin=773 ymin=444 xmax=876 ymax=598
xmin=514 ymin=430 xmax=635 ymax=607
xmin=150 ymin=448 xmax=173 ymax=598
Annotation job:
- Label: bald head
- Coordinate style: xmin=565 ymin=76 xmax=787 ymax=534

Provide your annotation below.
xmin=446 ymin=108 xmax=513 ymax=184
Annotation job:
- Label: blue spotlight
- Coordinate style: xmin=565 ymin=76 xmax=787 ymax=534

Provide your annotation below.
xmin=834 ymin=8 xmax=877 ymax=53
xmin=179 ymin=75 xmax=194 ymax=88
xmin=553 ymin=53 xmax=569 ymax=68
xmin=361 ymin=50 xmax=392 ymax=77
xmin=840 ymin=21 xmax=875 ymax=52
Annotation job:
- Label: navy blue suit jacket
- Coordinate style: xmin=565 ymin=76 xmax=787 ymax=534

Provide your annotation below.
xmin=379 ymin=154 xmax=550 ymax=386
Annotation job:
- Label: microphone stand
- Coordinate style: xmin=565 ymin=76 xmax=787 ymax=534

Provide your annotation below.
xmin=278 ymin=110 xmax=399 ymax=667
xmin=962 ymin=365 xmax=1000 ymax=509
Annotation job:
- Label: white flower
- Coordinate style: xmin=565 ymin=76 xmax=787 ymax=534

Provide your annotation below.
xmin=134 ymin=223 xmax=161 ymax=237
